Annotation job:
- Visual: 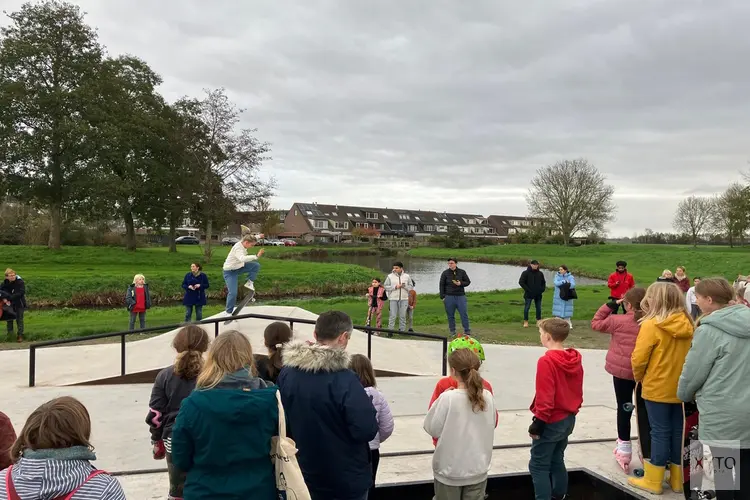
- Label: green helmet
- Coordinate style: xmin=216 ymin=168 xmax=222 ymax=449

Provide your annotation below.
xmin=448 ymin=336 xmax=485 ymax=361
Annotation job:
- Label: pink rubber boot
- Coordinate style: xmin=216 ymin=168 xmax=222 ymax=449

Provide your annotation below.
xmin=613 ymin=439 xmax=632 ymax=473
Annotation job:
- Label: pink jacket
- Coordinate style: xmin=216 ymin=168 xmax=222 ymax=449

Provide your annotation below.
xmin=590 ymin=304 xmax=639 ymax=380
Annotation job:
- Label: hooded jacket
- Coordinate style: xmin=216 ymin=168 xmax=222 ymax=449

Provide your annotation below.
xmin=607 ymin=270 xmax=635 ymax=299
xmin=590 ymin=305 xmax=639 ymax=380
xmin=519 ymin=267 xmax=546 ymax=299
xmin=278 ymin=341 xmax=378 ymax=500
xmin=125 ymin=283 xmax=152 ymax=312
xmin=678 ymin=305 xmax=750 ymax=448
xmin=170 ymin=369 xmax=278 ymax=499
xmin=631 ymin=312 xmax=694 ymax=403
xmin=0 ymin=277 xmax=26 ymax=311
xmin=530 ymin=349 xmax=584 ymax=424
xmin=146 ymin=365 xmax=198 ymax=445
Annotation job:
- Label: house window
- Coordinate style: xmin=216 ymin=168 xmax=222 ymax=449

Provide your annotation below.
xmin=382 ymin=215 xmax=388 ymax=219
xmin=313 ymin=220 xmax=327 ymax=229
xmin=355 ymin=222 xmax=361 ymax=228
xmin=424 ymin=225 xmax=434 ymax=231
xmin=433 ymin=218 xmax=438 ymax=222
xmin=306 ymin=210 xmax=313 ymax=215
xmin=408 ymin=224 xmax=418 ymax=231
xmin=334 ymin=221 xmax=348 ymax=229
xmin=346 ymin=213 xmax=352 ymax=217
xmin=354 ymin=214 xmax=361 ymax=217
xmin=294 ymin=210 xmax=298 ymax=216
xmin=332 ymin=212 xmax=338 ymax=216
xmin=279 ymin=213 xmax=285 ymax=221
xmin=399 ymin=214 xmax=410 ymax=220
xmin=468 ymin=219 xmax=476 ymax=224
xmin=363 ymin=223 xmax=369 ymax=228
xmin=366 ymin=212 xmax=378 ymax=219
xmin=442 ymin=218 xmax=447 ymax=222
xmin=415 ymin=216 xmax=420 ymax=221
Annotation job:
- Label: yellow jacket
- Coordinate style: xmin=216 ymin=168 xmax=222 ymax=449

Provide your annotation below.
xmin=631 ymin=312 xmax=694 ymax=403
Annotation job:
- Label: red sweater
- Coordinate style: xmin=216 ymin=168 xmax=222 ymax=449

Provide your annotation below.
xmin=607 ymin=270 xmax=635 ymax=299
xmin=429 ymin=376 xmax=498 ymax=446
xmin=530 ymin=349 xmax=584 ymax=424
xmin=132 ymin=286 xmax=146 ymax=313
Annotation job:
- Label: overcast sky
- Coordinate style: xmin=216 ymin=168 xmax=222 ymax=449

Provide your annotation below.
xmin=3 ymin=0 xmax=749 ymax=236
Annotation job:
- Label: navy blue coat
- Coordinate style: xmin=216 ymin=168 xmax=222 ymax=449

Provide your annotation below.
xmin=278 ymin=341 xmax=378 ymax=500
xmin=182 ymin=272 xmax=209 ymax=306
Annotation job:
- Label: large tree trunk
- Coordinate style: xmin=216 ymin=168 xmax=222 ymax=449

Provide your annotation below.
xmin=205 ymin=218 xmax=213 ymax=257
xmin=123 ymin=208 xmax=137 ymax=251
xmin=168 ymin=211 xmax=178 ymax=253
xmin=48 ymin=203 xmax=62 ymax=249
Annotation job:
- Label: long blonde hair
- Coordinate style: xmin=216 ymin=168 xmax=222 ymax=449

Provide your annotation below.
xmin=196 ymin=330 xmax=256 ymax=389
xmin=640 ymin=282 xmax=692 ymax=324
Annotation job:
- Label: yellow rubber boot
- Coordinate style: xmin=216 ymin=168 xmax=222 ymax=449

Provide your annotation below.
xmin=668 ymin=463 xmax=683 ymax=493
xmin=628 ymin=460 xmax=665 ymax=495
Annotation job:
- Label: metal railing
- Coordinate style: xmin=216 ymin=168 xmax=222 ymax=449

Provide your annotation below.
xmin=27 ymin=312 xmax=448 ymax=387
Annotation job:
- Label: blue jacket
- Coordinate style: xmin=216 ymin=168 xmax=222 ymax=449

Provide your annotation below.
xmin=278 ymin=341 xmax=378 ymax=500
xmin=170 ymin=369 xmax=278 ymax=499
xmin=552 ymin=272 xmax=576 ymax=318
xmin=182 ymin=272 xmax=209 ymax=306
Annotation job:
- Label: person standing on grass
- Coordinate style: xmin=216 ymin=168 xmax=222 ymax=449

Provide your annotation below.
xmin=656 ymin=269 xmax=675 ymax=283
xmin=2 ymin=268 xmax=26 ymax=342
xmin=607 ymin=261 xmax=635 ymax=314
xmin=686 ymin=277 xmax=702 ymax=320
xmin=552 ymin=265 xmax=576 ymax=328
xmin=406 ymin=278 xmax=417 ymax=332
xmin=222 ymin=233 xmax=265 ymax=314
xmin=182 ymin=262 xmax=209 ymax=323
xmin=126 ymin=274 xmax=152 ymax=331
xmin=366 ymin=277 xmax=387 ymax=329
xmin=384 ymin=262 xmax=413 ymax=336
xmin=519 ymin=260 xmax=546 ymax=328
xmin=673 ymin=266 xmax=690 ymax=293
xmin=439 ymin=258 xmax=472 ymax=337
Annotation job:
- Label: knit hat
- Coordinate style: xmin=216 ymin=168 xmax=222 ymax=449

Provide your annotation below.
xmin=530 ymin=260 xmax=539 ymax=265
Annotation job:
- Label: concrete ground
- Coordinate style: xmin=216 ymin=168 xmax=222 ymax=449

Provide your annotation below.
xmin=0 ymin=306 xmax=685 ymax=499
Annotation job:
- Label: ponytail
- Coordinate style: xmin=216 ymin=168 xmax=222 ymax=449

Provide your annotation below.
xmin=171 ymin=325 xmax=210 ymax=380
xmin=174 ymin=350 xmax=204 ymax=379
xmin=263 ymin=322 xmax=293 ymax=380
xmin=266 ymin=347 xmax=283 ymax=381
xmin=448 ymin=348 xmax=487 ymax=413
xmin=465 ymin=367 xmax=487 ymax=413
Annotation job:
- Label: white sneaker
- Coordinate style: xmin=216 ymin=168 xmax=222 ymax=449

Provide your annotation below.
xmin=244 ymin=280 xmax=255 ymax=291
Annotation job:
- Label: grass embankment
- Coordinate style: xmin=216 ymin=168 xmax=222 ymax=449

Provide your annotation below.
xmin=409 ymin=244 xmax=750 ymax=283
xmin=0 ymin=245 xmax=376 ymax=307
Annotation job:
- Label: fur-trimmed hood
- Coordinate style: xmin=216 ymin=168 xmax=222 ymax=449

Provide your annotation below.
xmin=282 ymin=340 xmax=351 ymax=373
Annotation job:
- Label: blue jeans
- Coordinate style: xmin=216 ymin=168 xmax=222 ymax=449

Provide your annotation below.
xmin=644 ymin=400 xmax=683 ymax=467
xmin=529 ymin=414 xmax=576 ymax=500
xmin=223 ymin=261 xmax=260 ymax=313
xmin=524 ymin=297 xmax=543 ymax=321
xmin=444 ymin=295 xmax=470 ymax=334
xmin=184 ymin=305 xmax=203 ymax=322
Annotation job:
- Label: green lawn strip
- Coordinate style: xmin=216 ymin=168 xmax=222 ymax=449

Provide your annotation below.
xmin=408 ymin=244 xmax=750 ymax=284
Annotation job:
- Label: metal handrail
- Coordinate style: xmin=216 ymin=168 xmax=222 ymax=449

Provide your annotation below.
xmin=28 ymin=312 xmax=448 ymax=387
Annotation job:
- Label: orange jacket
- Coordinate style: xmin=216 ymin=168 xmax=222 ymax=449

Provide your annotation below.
xmin=408 ymin=289 xmax=417 ymax=308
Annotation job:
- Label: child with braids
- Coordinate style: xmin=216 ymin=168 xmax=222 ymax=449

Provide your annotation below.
xmin=424 ymin=348 xmax=497 ymax=500
xmin=146 ymin=325 xmax=210 ymax=500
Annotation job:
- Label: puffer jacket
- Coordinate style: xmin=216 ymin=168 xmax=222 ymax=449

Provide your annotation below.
xmin=590 ymin=305 xmax=639 ymax=380
xmin=364 ymin=386 xmax=394 ymax=450
xmin=678 ymin=305 xmax=750 ymax=448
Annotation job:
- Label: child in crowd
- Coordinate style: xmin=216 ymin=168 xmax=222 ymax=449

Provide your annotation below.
xmin=126 ymin=273 xmax=152 ymax=331
xmin=424 ymin=348 xmax=497 ymax=500
xmin=429 ymin=336 xmax=497 ymax=447
xmin=146 ymin=325 xmax=210 ymax=500
xmin=182 ymin=262 xmax=209 ymax=322
xmin=406 ymin=278 xmax=417 ymax=332
xmin=0 ymin=397 xmax=126 ymax=499
xmin=629 ymin=282 xmax=694 ymax=495
xmin=350 ymin=354 xmax=395 ymax=498
xmin=366 ymin=277 xmax=387 ymax=329
xmin=255 ymin=321 xmax=293 ymax=384
xmin=528 ymin=318 xmax=584 ymax=500
xmin=590 ymin=287 xmax=646 ymax=473
xmin=734 ymin=282 xmax=750 ymax=307
xmin=0 ymin=410 xmax=16 ymax=470
xmin=686 ymin=277 xmax=702 ymax=320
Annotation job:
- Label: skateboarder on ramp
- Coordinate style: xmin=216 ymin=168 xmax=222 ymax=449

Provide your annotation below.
xmin=223 ymin=228 xmax=264 ymax=322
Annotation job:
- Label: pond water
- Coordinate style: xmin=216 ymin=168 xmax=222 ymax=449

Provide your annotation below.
xmin=292 ymin=254 xmax=605 ymax=294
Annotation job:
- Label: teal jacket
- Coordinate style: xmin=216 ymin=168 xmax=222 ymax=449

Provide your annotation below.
xmin=678 ymin=305 xmax=750 ymax=448
xmin=170 ymin=369 xmax=279 ymax=499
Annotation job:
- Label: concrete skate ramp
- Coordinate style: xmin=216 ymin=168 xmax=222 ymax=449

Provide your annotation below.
xmin=29 ymin=306 xmax=444 ymax=387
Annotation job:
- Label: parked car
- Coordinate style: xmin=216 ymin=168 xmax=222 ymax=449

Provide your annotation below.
xmin=283 ymin=239 xmax=298 ymax=246
xmin=267 ymin=239 xmax=285 ymax=246
xmin=222 ymin=237 xmax=239 ymax=245
xmin=175 ymin=236 xmax=200 ymax=245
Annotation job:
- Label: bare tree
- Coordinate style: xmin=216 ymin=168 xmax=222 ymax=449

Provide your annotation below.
xmin=526 ymin=158 xmax=615 ymax=245
xmin=673 ymin=196 xmax=715 ymax=246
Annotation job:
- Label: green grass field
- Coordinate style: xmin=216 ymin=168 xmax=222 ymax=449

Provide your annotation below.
xmin=409 ymin=244 xmax=750 ymax=283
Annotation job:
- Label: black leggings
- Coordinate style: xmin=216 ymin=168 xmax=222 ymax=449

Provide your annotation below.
xmin=712 ymin=447 xmax=750 ymax=500
xmin=613 ymin=376 xmax=636 ymax=441
xmin=166 ymin=452 xmax=186 ymax=498
xmin=370 ymin=449 xmax=380 ymax=496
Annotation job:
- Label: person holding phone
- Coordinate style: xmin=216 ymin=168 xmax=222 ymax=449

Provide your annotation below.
xmin=439 ymin=258 xmax=472 ymax=337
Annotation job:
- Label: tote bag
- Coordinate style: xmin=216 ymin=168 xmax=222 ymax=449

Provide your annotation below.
xmin=271 ymin=390 xmax=311 ymax=500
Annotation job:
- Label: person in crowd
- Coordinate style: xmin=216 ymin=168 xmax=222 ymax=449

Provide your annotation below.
xmin=350 ymin=354 xmax=395 ymax=498
xmin=182 ymin=262 xmax=209 ymax=323
xmin=255 ymin=321 xmax=293 ymax=384
xmin=384 ymin=262 xmax=413 ymax=336
xmin=673 ymin=266 xmax=690 ymax=293
xmin=406 ymin=278 xmax=417 ymax=332
xmin=678 ymin=278 xmax=750 ymax=500
xmin=424 ymin=348 xmax=496 ymax=500
xmin=735 ymin=282 xmax=750 ymax=307
xmin=0 ymin=397 xmax=126 ymax=499
xmin=519 ymin=260 xmax=546 ymax=328
xmin=146 ymin=325 xmax=210 ymax=500
xmin=429 ymin=336 xmax=497 ymax=447
xmin=222 ymin=233 xmax=265 ymax=314
xmin=629 ymin=282 xmax=694 ymax=494
xmin=527 ymin=318 xmax=584 ymax=500
xmin=686 ymin=277 xmax=702 ymax=320
xmin=126 ymin=273 xmax=152 ymax=331
xmin=607 ymin=261 xmax=636 ymax=314
xmin=656 ymin=269 xmax=675 ymax=283
xmin=0 ymin=411 xmax=16 ymax=470
xmin=552 ymin=265 xmax=576 ymax=328
xmin=278 ymin=311 xmax=378 ymax=500
xmin=2 ymin=269 xmax=26 ymax=342
xmin=170 ymin=330 xmax=278 ymax=499
xmin=365 ymin=277 xmax=387 ymax=329
xmin=439 ymin=258 xmax=472 ymax=337
xmin=590 ymin=287 xmax=647 ymax=473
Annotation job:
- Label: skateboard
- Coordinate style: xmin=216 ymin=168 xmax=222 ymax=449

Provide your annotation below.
xmin=223 ymin=289 xmax=256 ymax=325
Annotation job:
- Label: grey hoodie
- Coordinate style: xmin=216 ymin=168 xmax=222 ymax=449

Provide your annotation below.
xmin=678 ymin=304 xmax=750 ymax=448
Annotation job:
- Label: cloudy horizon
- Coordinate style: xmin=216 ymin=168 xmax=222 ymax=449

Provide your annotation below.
xmin=3 ymin=0 xmax=748 ymax=237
